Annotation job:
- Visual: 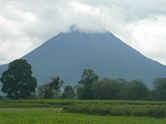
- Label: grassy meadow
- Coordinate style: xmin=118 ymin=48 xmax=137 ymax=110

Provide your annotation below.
xmin=0 ymin=99 xmax=166 ymax=124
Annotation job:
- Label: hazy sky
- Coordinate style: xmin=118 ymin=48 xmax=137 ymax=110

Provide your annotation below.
xmin=0 ymin=0 xmax=166 ymax=65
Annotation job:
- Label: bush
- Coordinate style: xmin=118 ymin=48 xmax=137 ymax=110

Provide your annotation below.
xmin=63 ymin=104 xmax=166 ymax=118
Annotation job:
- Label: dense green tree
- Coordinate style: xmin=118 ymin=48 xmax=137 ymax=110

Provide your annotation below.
xmin=62 ymin=85 xmax=75 ymax=99
xmin=92 ymin=78 xmax=129 ymax=100
xmin=0 ymin=59 xmax=37 ymax=99
xmin=153 ymin=78 xmax=166 ymax=100
xmin=38 ymin=76 xmax=63 ymax=99
xmin=114 ymin=78 xmax=129 ymax=99
xmin=38 ymin=84 xmax=52 ymax=99
xmin=77 ymin=69 xmax=98 ymax=99
xmin=78 ymin=85 xmax=93 ymax=99
xmin=92 ymin=78 xmax=114 ymax=100
xmin=76 ymin=86 xmax=84 ymax=99
xmin=128 ymin=80 xmax=149 ymax=100
xmin=77 ymin=76 xmax=151 ymax=100
xmin=79 ymin=69 xmax=98 ymax=85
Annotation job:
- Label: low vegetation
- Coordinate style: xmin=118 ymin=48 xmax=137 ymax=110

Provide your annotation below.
xmin=0 ymin=100 xmax=166 ymax=124
xmin=1 ymin=108 xmax=166 ymax=124
xmin=0 ymin=59 xmax=166 ymax=122
xmin=0 ymin=99 xmax=166 ymax=118
xmin=64 ymin=104 xmax=166 ymax=118
xmin=1 ymin=59 xmax=166 ymax=101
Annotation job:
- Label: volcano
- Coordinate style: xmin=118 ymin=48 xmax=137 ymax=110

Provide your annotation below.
xmin=0 ymin=31 xmax=166 ymax=87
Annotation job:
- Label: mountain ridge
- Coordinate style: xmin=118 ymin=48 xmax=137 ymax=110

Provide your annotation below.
xmin=0 ymin=31 xmax=166 ymax=87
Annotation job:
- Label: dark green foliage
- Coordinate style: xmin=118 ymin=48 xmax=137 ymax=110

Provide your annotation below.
xmin=64 ymin=104 xmax=166 ymax=118
xmin=92 ymin=78 xmax=119 ymax=100
xmin=38 ymin=76 xmax=63 ymax=99
xmin=153 ymin=78 xmax=166 ymax=100
xmin=128 ymin=80 xmax=149 ymax=100
xmin=38 ymin=84 xmax=52 ymax=99
xmin=77 ymin=69 xmax=98 ymax=99
xmin=0 ymin=59 xmax=37 ymax=99
xmin=92 ymin=78 xmax=129 ymax=100
xmin=62 ymin=85 xmax=76 ymax=99
xmin=77 ymin=76 xmax=151 ymax=100
xmin=114 ymin=79 xmax=130 ymax=99
xmin=79 ymin=69 xmax=98 ymax=85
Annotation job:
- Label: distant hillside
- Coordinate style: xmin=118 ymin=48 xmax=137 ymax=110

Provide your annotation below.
xmin=0 ymin=31 xmax=166 ymax=87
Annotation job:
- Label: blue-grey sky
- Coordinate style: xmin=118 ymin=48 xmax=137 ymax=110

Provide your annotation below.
xmin=0 ymin=0 xmax=166 ymax=65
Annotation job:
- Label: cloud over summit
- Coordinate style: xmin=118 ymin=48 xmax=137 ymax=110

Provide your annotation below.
xmin=0 ymin=0 xmax=166 ymax=65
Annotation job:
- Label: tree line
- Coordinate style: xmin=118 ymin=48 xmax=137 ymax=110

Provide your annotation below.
xmin=0 ymin=59 xmax=166 ymax=100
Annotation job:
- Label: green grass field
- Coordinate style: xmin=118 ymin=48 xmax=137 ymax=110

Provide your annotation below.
xmin=1 ymin=108 xmax=166 ymax=124
xmin=0 ymin=99 xmax=166 ymax=124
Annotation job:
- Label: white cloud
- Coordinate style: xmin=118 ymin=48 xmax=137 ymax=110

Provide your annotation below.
xmin=0 ymin=0 xmax=166 ymax=65
xmin=125 ymin=16 xmax=166 ymax=64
